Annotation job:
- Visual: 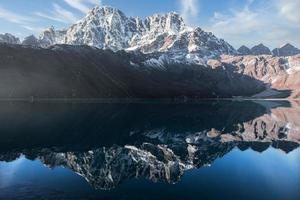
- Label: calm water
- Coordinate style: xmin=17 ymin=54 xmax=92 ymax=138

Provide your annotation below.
xmin=0 ymin=100 xmax=299 ymax=200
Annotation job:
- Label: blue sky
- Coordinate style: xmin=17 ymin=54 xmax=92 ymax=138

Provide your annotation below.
xmin=0 ymin=0 xmax=299 ymax=48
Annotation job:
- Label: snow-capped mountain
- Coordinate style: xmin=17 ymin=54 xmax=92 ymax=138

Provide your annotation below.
xmin=22 ymin=35 xmax=40 ymax=46
xmin=32 ymin=6 xmax=236 ymax=60
xmin=0 ymin=33 xmax=20 ymax=44
xmin=272 ymin=43 xmax=300 ymax=57
xmin=39 ymin=26 xmax=66 ymax=48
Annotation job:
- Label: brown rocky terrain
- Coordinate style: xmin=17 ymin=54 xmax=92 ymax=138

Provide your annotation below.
xmin=207 ymin=55 xmax=300 ymax=99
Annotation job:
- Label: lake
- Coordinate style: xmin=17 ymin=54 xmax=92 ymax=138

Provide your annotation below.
xmin=0 ymin=100 xmax=299 ymax=200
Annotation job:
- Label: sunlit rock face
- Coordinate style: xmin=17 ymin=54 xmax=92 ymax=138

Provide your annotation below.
xmin=207 ymin=55 xmax=300 ymax=98
xmin=0 ymin=101 xmax=299 ymax=190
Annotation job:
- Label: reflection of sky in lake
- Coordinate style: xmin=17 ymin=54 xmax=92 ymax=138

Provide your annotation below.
xmin=0 ymin=147 xmax=299 ymax=200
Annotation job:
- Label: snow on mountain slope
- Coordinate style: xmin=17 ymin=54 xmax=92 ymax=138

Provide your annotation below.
xmin=39 ymin=26 xmax=67 ymax=48
xmin=0 ymin=33 xmax=20 ymax=44
xmin=33 ymin=5 xmax=235 ymax=60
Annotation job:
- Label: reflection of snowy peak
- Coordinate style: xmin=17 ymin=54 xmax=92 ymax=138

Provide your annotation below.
xmin=34 ymin=6 xmax=235 ymax=58
xmin=0 ymin=101 xmax=299 ymax=190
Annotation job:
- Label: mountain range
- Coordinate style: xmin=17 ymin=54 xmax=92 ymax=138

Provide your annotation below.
xmin=237 ymin=43 xmax=300 ymax=56
xmin=0 ymin=5 xmax=300 ymax=99
xmin=1 ymin=6 xmax=299 ymax=58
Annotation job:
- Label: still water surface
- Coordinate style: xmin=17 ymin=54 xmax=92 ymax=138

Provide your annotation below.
xmin=0 ymin=100 xmax=299 ymax=200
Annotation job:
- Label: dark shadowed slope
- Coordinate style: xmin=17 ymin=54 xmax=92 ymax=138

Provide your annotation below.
xmin=0 ymin=44 xmax=264 ymax=99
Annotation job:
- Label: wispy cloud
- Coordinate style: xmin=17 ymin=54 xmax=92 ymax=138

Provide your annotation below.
xmin=0 ymin=6 xmax=35 ymax=24
xmin=210 ymin=7 xmax=263 ymax=36
xmin=278 ymin=0 xmax=300 ymax=24
xmin=179 ymin=0 xmax=199 ymax=24
xmin=206 ymin=0 xmax=300 ymax=48
xmin=35 ymin=3 xmax=78 ymax=23
xmin=64 ymin=0 xmax=101 ymax=14
xmin=0 ymin=5 xmax=43 ymax=34
xmin=21 ymin=25 xmax=44 ymax=32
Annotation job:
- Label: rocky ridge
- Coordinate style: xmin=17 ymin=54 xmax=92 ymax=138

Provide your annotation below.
xmin=207 ymin=54 xmax=300 ymax=98
xmin=0 ymin=33 xmax=20 ymax=44
xmin=15 ymin=5 xmax=236 ymax=63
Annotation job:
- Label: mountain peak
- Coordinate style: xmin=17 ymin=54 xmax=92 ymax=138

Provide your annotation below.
xmin=87 ymin=5 xmax=126 ymax=18
xmin=273 ymin=43 xmax=300 ymax=56
xmin=238 ymin=45 xmax=251 ymax=55
xmin=280 ymin=43 xmax=293 ymax=48
xmin=16 ymin=5 xmax=235 ymax=60
xmin=0 ymin=33 xmax=20 ymax=44
xmin=251 ymin=43 xmax=272 ymax=55
xmin=22 ymin=35 xmax=40 ymax=46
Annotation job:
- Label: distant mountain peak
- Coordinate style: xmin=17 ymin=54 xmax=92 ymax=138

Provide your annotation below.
xmin=280 ymin=43 xmax=293 ymax=48
xmin=237 ymin=45 xmax=251 ymax=55
xmin=251 ymin=43 xmax=272 ymax=55
xmin=273 ymin=43 xmax=300 ymax=57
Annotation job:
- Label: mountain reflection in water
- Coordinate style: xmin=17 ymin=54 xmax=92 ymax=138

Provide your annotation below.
xmin=0 ymin=100 xmax=299 ymax=200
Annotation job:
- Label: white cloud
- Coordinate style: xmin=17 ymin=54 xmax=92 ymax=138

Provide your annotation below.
xmin=179 ymin=0 xmax=199 ymax=24
xmin=205 ymin=0 xmax=300 ymax=49
xmin=21 ymin=25 xmax=43 ymax=33
xmin=211 ymin=8 xmax=263 ymax=36
xmin=35 ymin=3 xmax=78 ymax=23
xmin=64 ymin=0 xmax=101 ymax=14
xmin=278 ymin=0 xmax=300 ymax=23
xmin=0 ymin=6 xmax=35 ymax=24
xmin=0 ymin=5 xmax=43 ymax=34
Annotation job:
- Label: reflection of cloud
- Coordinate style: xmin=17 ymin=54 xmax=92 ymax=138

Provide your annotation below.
xmin=0 ymin=157 xmax=25 ymax=188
